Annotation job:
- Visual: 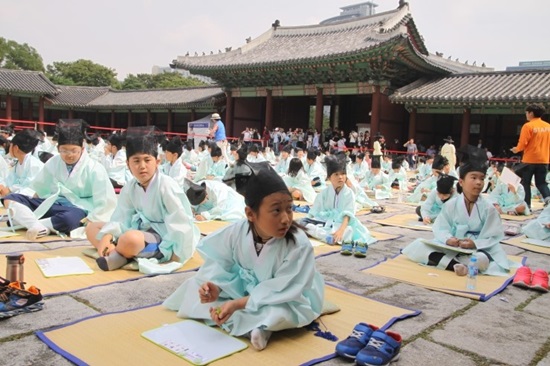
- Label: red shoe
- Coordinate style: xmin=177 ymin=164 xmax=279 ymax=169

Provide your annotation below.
xmin=530 ymin=269 xmax=549 ymax=293
xmin=512 ymin=266 xmax=532 ymax=289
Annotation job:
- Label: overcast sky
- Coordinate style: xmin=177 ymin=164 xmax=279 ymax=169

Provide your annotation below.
xmin=1 ymin=0 xmax=549 ymax=80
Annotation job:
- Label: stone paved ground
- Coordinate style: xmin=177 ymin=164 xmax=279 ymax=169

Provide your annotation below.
xmin=1 ymin=198 xmax=549 ymax=366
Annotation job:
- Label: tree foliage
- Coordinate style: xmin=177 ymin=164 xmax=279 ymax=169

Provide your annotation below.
xmin=120 ymin=71 xmax=207 ymax=90
xmin=0 ymin=37 xmax=45 ymax=71
xmin=46 ymin=59 xmax=119 ymax=88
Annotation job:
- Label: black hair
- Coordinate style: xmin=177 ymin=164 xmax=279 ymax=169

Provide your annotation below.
xmin=165 ymin=136 xmax=184 ymax=156
xmin=525 ymin=103 xmax=546 ymax=118
xmin=11 ymin=130 xmax=40 ymax=154
xmin=356 ymin=152 xmax=365 ymax=160
xmin=38 ymin=151 xmax=54 ymax=163
xmin=249 ymin=144 xmax=259 ymax=153
xmin=306 ymin=150 xmax=316 ymax=161
xmin=288 ymin=157 xmax=303 ymax=177
xmin=236 ymin=146 xmax=248 ymax=164
xmin=107 ymin=133 xmax=124 ymax=150
xmin=210 ymin=146 xmax=222 ymax=158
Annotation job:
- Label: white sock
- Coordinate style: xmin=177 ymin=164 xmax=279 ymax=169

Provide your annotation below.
xmin=475 ymin=252 xmax=490 ymax=272
xmin=250 ymin=328 xmax=272 ymax=351
xmin=9 ymin=202 xmax=39 ymax=229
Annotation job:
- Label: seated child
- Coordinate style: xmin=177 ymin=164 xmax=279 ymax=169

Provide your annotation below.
xmin=162 ymin=136 xmax=188 ymax=188
xmin=346 ymin=163 xmax=379 ymax=210
xmin=101 ymin=132 xmax=128 ymax=188
xmin=416 ymin=155 xmax=433 ymax=182
xmin=274 ymin=145 xmax=291 ymax=175
xmin=303 ymin=150 xmax=327 ymax=189
xmin=351 ymin=152 xmax=368 ymax=183
xmin=360 ymin=159 xmax=391 ymax=199
xmin=206 ymin=146 xmax=228 ymax=181
xmin=86 ymin=127 xmax=200 ymax=271
xmin=0 ymin=129 xmax=43 ymax=197
xmin=522 ymin=205 xmax=550 ymax=240
xmin=388 ymin=156 xmax=408 ymax=191
xmin=306 ymin=155 xmax=376 ymax=249
xmin=402 ymin=148 xmax=513 ymax=276
xmin=283 ymin=158 xmax=317 ymax=203
xmin=487 ymin=164 xmax=530 ymax=215
xmin=193 ymin=141 xmax=215 ymax=182
xmin=186 ymin=179 xmax=247 ymax=222
xmin=163 ymin=165 xmax=325 ymax=351
xmin=416 ymin=174 xmax=458 ymax=224
xmin=3 ymin=120 xmax=116 ymax=240
xmin=407 ymin=155 xmax=448 ymax=203
xmin=247 ymin=144 xmax=267 ymax=163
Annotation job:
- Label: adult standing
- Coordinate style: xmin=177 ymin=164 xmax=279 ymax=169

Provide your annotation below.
xmin=209 ymin=113 xmax=226 ymax=148
xmin=441 ymin=136 xmax=456 ymax=168
xmin=403 ymin=138 xmax=418 ymax=168
xmin=511 ymin=103 xmax=550 ymax=208
xmin=372 ymin=133 xmax=384 ymax=165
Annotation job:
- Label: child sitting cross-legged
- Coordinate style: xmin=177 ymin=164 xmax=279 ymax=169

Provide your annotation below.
xmin=402 ymin=146 xmax=514 ymax=277
xmin=86 ymin=127 xmax=200 ymax=271
xmin=416 ymin=174 xmax=458 ymax=224
xmin=487 ymin=163 xmax=530 ymax=216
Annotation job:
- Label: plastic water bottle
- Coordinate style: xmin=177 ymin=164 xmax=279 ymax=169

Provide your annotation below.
xmin=466 ymin=256 xmax=478 ymax=290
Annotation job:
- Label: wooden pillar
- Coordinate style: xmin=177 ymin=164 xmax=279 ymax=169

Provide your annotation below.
xmin=225 ymin=91 xmax=233 ymax=138
xmin=408 ymin=107 xmax=417 ymax=139
xmin=191 ymin=108 xmax=197 ymax=121
xmin=329 ymin=97 xmax=337 ymax=129
xmin=265 ymin=89 xmax=273 ymax=131
xmin=146 ymin=110 xmax=151 ymax=126
xmin=167 ymin=110 xmax=173 ymax=132
xmin=127 ymin=110 xmax=132 ymax=128
xmin=461 ymin=108 xmax=471 ymax=146
xmin=27 ymin=98 xmax=33 ymax=121
xmin=68 ymin=109 xmax=74 ymax=119
xmin=315 ymin=88 xmax=323 ymax=133
xmin=5 ymin=94 xmax=12 ymax=121
xmin=38 ymin=97 xmax=45 ymax=131
xmin=370 ymin=85 xmax=381 ymax=147
xmin=110 ymin=110 xmax=115 ymax=129
xmin=94 ymin=111 xmax=99 ymax=125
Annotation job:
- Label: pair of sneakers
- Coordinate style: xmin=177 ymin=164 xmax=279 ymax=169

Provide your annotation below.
xmin=513 ymin=266 xmax=549 ymax=292
xmin=335 ymin=322 xmax=402 ymax=365
xmin=0 ymin=278 xmax=44 ymax=319
xmin=340 ymin=241 xmax=368 ymax=258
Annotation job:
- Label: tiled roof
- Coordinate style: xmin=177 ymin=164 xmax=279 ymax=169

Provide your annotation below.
xmin=0 ymin=68 xmax=59 ymax=95
xmin=390 ymin=70 xmax=550 ymax=105
xmin=86 ymin=86 xmax=225 ymax=109
xmin=48 ymin=85 xmax=110 ymax=107
xmin=173 ymin=4 xmax=429 ymax=70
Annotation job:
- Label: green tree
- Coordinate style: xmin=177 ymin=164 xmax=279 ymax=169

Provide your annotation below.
xmin=46 ymin=59 xmax=119 ymax=87
xmin=120 ymin=71 xmax=207 ymax=90
xmin=0 ymin=37 xmax=45 ymax=71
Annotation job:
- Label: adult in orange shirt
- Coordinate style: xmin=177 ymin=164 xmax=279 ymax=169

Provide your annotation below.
xmin=511 ymin=103 xmax=550 ymax=208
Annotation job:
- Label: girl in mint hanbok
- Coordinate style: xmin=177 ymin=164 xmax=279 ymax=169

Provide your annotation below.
xmin=274 ymin=145 xmax=292 ymax=175
xmin=487 ymin=164 xmax=530 ymax=215
xmin=0 ymin=129 xmax=43 ymax=197
xmin=283 ymin=158 xmax=317 ymax=203
xmin=345 ymin=163 xmax=379 ymax=210
xmin=164 ymin=165 xmax=324 ymax=351
xmin=4 ymin=120 xmax=117 ymax=241
xmin=306 ymin=156 xmax=376 ymax=248
xmin=388 ymin=157 xmax=408 ymax=191
xmin=206 ymin=146 xmax=228 ymax=181
xmin=407 ymin=155 xmax=449 ymax=203
xmin=186 ymin=180 xmax=246 ymax=222
xmin=361 ymin=159 xmax=391 ymax=199
xmin=87 ymin=127 xmax=200 ymax=271
xmin=351 ymin=153 xmax=369 ymax=183
xmin=522 ymin=205 xmax=550 ymax=240
xmin=163 ymin=136 xmax=188 ymax=188
xmin=402 ymin=150 xmax=513 ymax=277
xmin=303 ymin=150 xmax=327 ymax=189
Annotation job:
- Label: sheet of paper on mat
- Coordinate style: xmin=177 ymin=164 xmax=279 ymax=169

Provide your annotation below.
xmin=522 ymin=238 xmax=550 ymax=248
xmin=36 ymin=257 xmax=94 ymax=277
xmin=142 ymin=320 xmax=247 ymax=365
xmin=0 ymin=230 xmax=18 ymax=238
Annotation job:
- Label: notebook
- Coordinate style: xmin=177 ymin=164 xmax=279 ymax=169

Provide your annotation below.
xmin=35 ymin=257 xmax=94 ymax=277
xmin=142 ymin=319 xmax=248 ymax=365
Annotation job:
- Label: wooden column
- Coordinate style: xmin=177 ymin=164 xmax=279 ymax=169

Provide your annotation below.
xmin=146 ymin=110 xmax=151 ymax=126
xmin=315 ymin=88 xmax=323 ymax=133
xmin=329 ymin=97 xmax=337 ymax=129
xmin=191 ymin=108 xmax=197 ymax=121
xmin=110 ymin=111 xmax=115 ymax=129
xmin=167 ymin=110 xmax=173 ymax=132
xmin=370 ymin=85 xmax=381 ymax=147
xmin=461 ymin=108 xmax=471 ymax=146
xmin=5 ymin=94 xmax=12 ymax=121
xmin=225 ymin=91 xmax=233 ymax=138
xmin=127 ymin=110 xmax=132 ymax=128
xmin=265 ymin=89 xmax=273 ymax=131
xmin=94 ymin=111 xmax=99 ymax=125
xmin=38 ymin=97 xmax=45 ymax=131
xmin=408 ymin=107 xmax=417 ymax=139
xmin=68 ymin=110 xmax=74 ymax=119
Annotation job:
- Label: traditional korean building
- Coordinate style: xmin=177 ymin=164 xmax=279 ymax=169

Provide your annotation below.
xmin=171 ymin=2 xmax=550 ymax=154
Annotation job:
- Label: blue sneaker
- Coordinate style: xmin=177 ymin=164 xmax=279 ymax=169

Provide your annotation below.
xmin=335 ymin=322 xmax=379 ymax=359
xmin=355 ymin=330 xmax=402 ymax=366
xmin=294 ymin=205 xmax=311 ymax=213
xmin=340 ymin=241 xmax=354 ymax=256
xmin=354 ymin=242 xmax=368 ymax=258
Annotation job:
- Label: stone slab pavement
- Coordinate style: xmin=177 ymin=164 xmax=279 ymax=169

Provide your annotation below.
xmin=1 ymin=198 xmax=549 ymax=366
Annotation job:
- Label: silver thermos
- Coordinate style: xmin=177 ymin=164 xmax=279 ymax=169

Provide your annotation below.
xmin=6 ymin=253 xmax=24 ymax=284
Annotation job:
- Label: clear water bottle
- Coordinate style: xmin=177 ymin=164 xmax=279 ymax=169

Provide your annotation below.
xmin=466 ymin=256 xmax=478 ymax=290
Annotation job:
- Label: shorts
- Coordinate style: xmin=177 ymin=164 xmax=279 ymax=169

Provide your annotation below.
xmin=116 ymin=229 xmax=163 ymax=260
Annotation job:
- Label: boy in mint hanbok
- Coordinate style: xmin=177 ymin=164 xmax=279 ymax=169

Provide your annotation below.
xmin=416 ymin=174 xmax=458 ymax=224
xmin=0 ymin=129 xmax=43 ymax=197
xmin=163 ymin=136 xmax=188 ymax=188
xmin=87 ymin=126 xmax=200 ymax=271
xmin=206 ymin=146 xmax=228 ymax=181
xmin=3 ymin=120 xmax=116 ymax=240
xmin=402 ymin=146 xmax=514 ymax=277
xmin=407 ymin=155 xmax=448 ymax=204
xmin=186 ymin=179 xmax=246 ymax=222
xmin=306 ymin=155 xmax=376 ymax=255
xmin=101 ymin=132 xmax=128 ymax=188
xmin=274 ymin=145 xmax=292 ymax=175
xmin=522 ymin=205 xmax=550 ymax=240
xmin=303 ymin=150 xmax=326 ymax=189
xmin=361 ymin=159 xmax=391 ymax=199
xmin=164 ymin=165 xmax=324 ymax=351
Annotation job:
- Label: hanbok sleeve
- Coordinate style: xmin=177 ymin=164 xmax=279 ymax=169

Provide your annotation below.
xmin=87 ymin=164 xmax=117 ymax=223
xmin=97 ymin=186 xmax=135 ymax=240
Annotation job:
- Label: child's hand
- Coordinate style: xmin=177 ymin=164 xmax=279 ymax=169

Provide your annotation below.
xmin=199 ymin=282 xmax=220 ymax=303
xmin=545 ymin=223 xmax=550 ymax=229
xmin=98 ymin=238 xmax=115 ymax=257
xmin=459 ymin=239 xmax=475 ymax=249
xmin=508 ymin=184 xmax=516 ymax=193
xmin=195 ymin=214 xmax=206 ymax=221
xmin=210 ymin=301 xmax=237 ymax=326
xmin=332 ymin=229 xmax=344 ymax=244
xmin=494 ymin=204 xmax=503 ymax=214
xmin=446 ymin=237 xmax=460 ymax=247
xmin=423 ymin=217 xmax=432 ymax=225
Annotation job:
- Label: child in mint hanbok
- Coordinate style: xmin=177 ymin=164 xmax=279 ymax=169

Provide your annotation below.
xmin=164 ymin=165 xmax=324 ymax=351
xmin=522 ymin=205 xmax=550 ymax=240
xmin=283 ymin=158 xmax=317 ymax=203
xmin=487 ymin=165 xmax=530 ymax=215
xmin=163 ymin=136 xmax=188 ymax=188
xmin=361 ymin=159 xmax=391 ymax=199
xmin=186 ymin=180 xmax=246 ymax=222
xmin=402 ymin=148 xmax=514 ymax=277
xmin=407 ymin=155 xmax=449 ymax=204
xmin=416 ymin=174 xmax=458 ymax=224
